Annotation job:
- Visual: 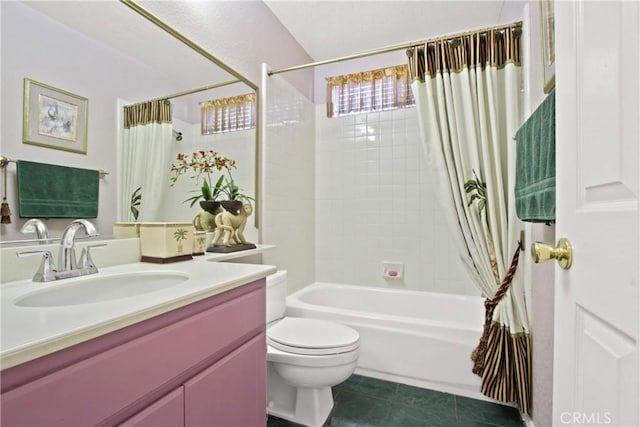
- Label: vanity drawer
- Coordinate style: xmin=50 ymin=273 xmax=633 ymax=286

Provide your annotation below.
xmin=1 ymin=282 xmax=265 ymax=427
xmin=119 ymin=387 xmax=185 ymax=427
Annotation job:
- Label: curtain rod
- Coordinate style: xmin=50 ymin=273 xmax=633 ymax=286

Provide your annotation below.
xmin=120 ymin=0 xmax=257 ymax=91
xmin=149 ymin=79 xmax=242 ymax=102
xmin=268 ymin=21 xmax=522 ymax=76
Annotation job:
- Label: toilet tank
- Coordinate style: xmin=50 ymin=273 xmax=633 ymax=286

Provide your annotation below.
xmin=266 ymin=270 xmax=288 ymax=324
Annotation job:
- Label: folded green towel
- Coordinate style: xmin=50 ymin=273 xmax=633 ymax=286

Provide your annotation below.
xmin=17 ymin=161 xmax=99 ymax=218
xmin=515 ymin=90 xmax=555 ymax=223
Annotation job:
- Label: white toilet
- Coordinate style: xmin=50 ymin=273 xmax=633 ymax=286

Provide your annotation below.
xmin=266 ymin=271 xmax=360 ymax=427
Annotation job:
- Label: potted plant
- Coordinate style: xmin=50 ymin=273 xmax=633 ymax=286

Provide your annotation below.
xmin=220 ymin=165 xmax=255 ymax=214
xmin=169 ymin=150 xmax=234 ymax=214
xmin=169 ymin=150 xmax=254 ymax=215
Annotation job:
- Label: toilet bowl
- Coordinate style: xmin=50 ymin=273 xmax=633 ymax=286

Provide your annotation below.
xmin=266 ymin=271 xmax=360 ymax=427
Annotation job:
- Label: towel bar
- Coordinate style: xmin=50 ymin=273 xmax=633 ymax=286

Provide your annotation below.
xmin=1 ymin=155 xmax=108 ymax=180
xmin=0 ymin=155 xmax=14 ymax=168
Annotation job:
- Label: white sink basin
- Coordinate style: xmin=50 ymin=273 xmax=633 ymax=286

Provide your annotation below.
xmin=15 ymin=272 xmax=189 ymax=307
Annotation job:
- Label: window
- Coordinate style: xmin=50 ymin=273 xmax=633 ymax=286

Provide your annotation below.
xmin=201 ymin=93 xmax=255 ymax=134
xmin=326 ymin=64 xmax=414 ymax=117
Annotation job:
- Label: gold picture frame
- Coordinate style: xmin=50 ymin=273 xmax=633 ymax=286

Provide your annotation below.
xmin=23 ymin=78 xmax=89 ymax=154
xmin=540 ymin=0 xmax=555 ymax=93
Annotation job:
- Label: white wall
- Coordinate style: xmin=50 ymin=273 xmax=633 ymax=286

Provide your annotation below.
xmin=315 ymin=106 xmax=478 ymax=294
xmin=261 ymin=68 xmax=316 ymax=294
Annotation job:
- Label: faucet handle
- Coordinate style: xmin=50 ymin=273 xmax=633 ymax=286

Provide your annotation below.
xmin=16 ymin=250 xmax=57 ymax=282
xmin=78 ymin=243 xmax=106 ymax=273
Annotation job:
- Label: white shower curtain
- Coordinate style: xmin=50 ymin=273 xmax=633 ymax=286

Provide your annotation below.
xmin=119 ymin=100 xmax=173 ymax=222
xmin=408 ymin=26 xmax=530 ymax=413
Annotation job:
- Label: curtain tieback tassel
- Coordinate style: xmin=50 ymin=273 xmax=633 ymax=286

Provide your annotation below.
xmin=471 ymin=242 xmax=521 ymax=376
xmin=1 ymin=157 xmax=11 ymax=224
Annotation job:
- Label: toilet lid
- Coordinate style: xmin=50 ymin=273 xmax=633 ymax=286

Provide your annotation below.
xmin=267 ymin=317 xmax=360 ymax=356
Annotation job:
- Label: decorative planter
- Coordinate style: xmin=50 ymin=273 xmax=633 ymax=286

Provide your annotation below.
xmin=221 ymin=200 xmax=243 ymax=215
xmin=139 ymin=222 xmax=194 ymax=263
xmin=199 ymin=200 xmax=222 ymax=215
xmin=113 ymin=222 xmax=140 ymax=239
xmin=192 ymin=231 xmax=207 ymax=255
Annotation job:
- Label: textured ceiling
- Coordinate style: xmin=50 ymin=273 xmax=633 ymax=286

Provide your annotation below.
xmin=263 ymin=1 xmax=508 ymax=61
xmin=23 ymin=1 xmax=236 ymax=89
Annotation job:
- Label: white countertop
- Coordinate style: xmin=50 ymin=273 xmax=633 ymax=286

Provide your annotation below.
xmin=0 ymin=260 xmax=276 ymax=370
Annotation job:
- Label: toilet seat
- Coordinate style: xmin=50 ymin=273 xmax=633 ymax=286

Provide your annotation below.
xmin=267 ymin=317 xmax=359 ymax=356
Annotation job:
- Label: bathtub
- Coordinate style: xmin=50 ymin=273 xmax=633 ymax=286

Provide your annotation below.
xmin=285 ymin=282 xmax=487 ymax=399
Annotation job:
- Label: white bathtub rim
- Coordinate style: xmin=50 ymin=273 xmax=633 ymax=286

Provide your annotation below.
xmin=302 ymin=281 xmax=484 ymax=303
xmin=287 ymin=282 xmax=484 ymax=334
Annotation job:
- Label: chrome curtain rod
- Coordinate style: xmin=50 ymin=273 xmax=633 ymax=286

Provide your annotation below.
xmin=150 ymin=79 xmax=242 ymax=102
xmin=120 ymin=0 xmax=257 ymax=91
xmin=268 ymin=21 xmax=523 ymax=76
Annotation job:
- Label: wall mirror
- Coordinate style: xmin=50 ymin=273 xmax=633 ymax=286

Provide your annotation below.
xmin=21 ymin=1 xmax=259 ymax=239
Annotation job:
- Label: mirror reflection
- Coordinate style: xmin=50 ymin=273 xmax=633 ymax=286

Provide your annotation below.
xmin=1 ymin=1 xmax=258 ymax=243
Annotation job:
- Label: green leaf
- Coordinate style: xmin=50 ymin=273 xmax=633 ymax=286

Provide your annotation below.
xmin=183 ymin=194 xmax=202 ymax=207
xmin=201 ymin=180 xmax=211 ymax=200
xmin=214 ymin=175 xmax=225 ymax=191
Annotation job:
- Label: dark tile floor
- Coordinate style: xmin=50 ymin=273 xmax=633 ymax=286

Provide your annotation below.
xmin=267 ymin=374 xmax=524 ymax=427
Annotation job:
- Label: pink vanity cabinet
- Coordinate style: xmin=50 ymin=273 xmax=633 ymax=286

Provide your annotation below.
xmin=0 ymin=279 xmax=267 ymax=427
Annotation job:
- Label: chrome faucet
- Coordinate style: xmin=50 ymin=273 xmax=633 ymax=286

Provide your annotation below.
xmin=17 ymin=219 xmax=104 ymax=282
xmin=58 ymin=219 xmax=99 ymax=273
xmin=20 ymin=219 xmax=50 ymax=243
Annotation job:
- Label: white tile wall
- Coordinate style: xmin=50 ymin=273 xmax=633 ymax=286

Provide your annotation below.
xmin=261 ymin=68 xmax=477 ymax=296
xmin=261 ymin=70 xmax=316 ymax=294
xmin=315 ymin=106 xmax=478 ymax=295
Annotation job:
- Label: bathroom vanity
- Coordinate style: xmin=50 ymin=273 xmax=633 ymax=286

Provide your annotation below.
xmin=0 ymin=246 xmax=276 ymax=427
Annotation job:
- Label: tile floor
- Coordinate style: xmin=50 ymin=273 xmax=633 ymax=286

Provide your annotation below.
xmin=267 ymin=374 xmax=524 ymax=427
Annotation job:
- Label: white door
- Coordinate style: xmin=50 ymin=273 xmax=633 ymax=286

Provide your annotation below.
xmin=553 ymin=1 xmax=639 ymax=426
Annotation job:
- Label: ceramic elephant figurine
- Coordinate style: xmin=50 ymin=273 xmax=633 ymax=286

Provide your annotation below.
xmin=192 ymin=211 xmax=217 ymax=232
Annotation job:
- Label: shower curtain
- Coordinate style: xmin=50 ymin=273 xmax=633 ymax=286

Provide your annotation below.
xmin=407 ymin=25 xmax=530 ymax=413
xmin=119 ymin=100 xmax=173 ymax=222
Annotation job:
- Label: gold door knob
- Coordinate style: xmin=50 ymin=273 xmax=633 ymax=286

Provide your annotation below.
xmin=531 ymin=238 xmax=573 ymax=269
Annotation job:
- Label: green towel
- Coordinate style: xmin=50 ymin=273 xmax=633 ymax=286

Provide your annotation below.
xmin=515 ymin=90 xmax=555 ymax=223
xmin=17 ymin=160 xmax=99 ymax=218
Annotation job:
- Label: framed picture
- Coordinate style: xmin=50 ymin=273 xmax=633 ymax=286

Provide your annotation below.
xmin=23 ymin=78 xmax=88 ymax=154
xmin=540 ymin=0 xmax=555 ymax=93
